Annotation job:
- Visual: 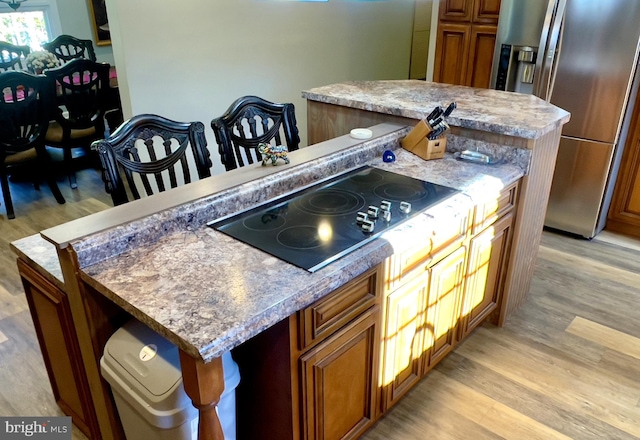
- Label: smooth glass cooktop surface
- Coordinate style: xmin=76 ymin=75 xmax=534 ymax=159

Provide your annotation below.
xmin=209 ymin=166 xmax=459 ymax=272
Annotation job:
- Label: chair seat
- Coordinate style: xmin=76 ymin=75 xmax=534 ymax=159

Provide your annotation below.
xmin=1 ymin=71 xmax=66 ymax=219
xmin=45 ymin=121 xmax=97 ymax=144
xmin=4 ymin=148 xmax=38 ymax=165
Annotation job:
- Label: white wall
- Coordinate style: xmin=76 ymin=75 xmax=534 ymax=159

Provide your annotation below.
xmin=54 ymin=0 xmax=114 ymax=64
xmin=106 ymin=0 xmax=415 ymax=175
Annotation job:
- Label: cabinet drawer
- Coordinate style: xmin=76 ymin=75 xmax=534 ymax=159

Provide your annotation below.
xmin=298 ymin=266 xmax=380 ymax=350
xmin=472 ymin=180 xmax=518 ymax=233
xmin=385 ymin=209 xmax=470 ymax=291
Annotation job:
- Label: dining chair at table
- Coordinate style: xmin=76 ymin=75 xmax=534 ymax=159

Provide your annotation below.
xmin=42 ymin=35 xmax=96 ymax=65
xmin=0 ymin=71 xmax=65 ymax=219
xmin=44 ymin=58 xmax=111 ymax=189
xmin=211 ymin=95 xmax=300 ymax=171
xmin=92 ymin=114 xmax=212 ymax=206
xmin=0 ymin=41 xmax=31 ymax=72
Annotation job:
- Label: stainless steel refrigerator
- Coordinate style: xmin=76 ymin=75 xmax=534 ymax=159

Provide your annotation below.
xmin=490 ymin=0 xmax=640 ymax=238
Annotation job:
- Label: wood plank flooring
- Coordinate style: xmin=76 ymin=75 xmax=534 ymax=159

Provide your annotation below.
xmin=0 ymin=167 xmax=112 ymax=440
xmin=1 ymin=166 xmax=639 ymax=440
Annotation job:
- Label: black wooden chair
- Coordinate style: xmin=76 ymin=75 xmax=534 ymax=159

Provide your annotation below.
xmin=42 ymin=35 xmax=96 ymax=65
xmin=211 ymin=95 xmax=300 ymax=171
xmin=0 ymin=71 xmax=65 ymax=219
xmin=0 ymin=41 xmax=31 ymax=72
xmin=44 ymin=58 xmax=111 ymax=189
xmin=92 ymin=114 xmax=212 ymax=206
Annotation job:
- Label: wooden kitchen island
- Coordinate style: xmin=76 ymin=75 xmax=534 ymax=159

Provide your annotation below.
xmin=12 ymin=82 xmax=569 ymax=440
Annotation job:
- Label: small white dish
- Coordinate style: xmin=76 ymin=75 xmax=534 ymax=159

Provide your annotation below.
xmin=350 ymin=128 xmax=373 ymax=140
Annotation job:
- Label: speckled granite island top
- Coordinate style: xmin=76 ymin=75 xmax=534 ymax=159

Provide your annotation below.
xmin=303 ymin=80 xmax=570 ymax=139
xmin=78 ymin=130 xmax=523 ymax=363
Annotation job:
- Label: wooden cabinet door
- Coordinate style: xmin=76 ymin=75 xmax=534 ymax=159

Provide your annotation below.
xmin=460 ymin=212 xmax=513 ymax=338
xmin=473 ymin=0 xmax=501 ymax=24
xmin=433 ymin=22 xmax=471 ymax=85
xmin=439 ymin=0 xmax=473 ymax=22
xmin=18 ymin=260 xmax=99 ymax=439
xmin=435 ymin=0 xmax=500 ymax=88
xmin=424 ymin=247 xmax=466 ymax=371
xmin=607 ymin=89 xmax=640 ymax=238
xmin=466 ymin=24 xmax=498 ymax=88
xmin=380 ymin=274 xmax=428 ymax=410
xmin=299 ymin=307 xmax=380 ymax=440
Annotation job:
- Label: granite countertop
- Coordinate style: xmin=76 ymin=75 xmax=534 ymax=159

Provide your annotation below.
xmin=11 ymin=234 xmax=64 ymax=289
xmin=302 ymin=80 xmax=571 ymax=139
xmin=79 ymin=147 xmax=523 ymax=363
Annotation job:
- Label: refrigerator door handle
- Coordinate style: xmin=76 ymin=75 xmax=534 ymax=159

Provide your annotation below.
xmin=534 ymin=0 xmax=567 ymax=100
xmin=546 ymin=17 xmax=566 ymax=102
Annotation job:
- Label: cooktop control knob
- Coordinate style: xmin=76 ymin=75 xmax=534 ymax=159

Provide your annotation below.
xmin=381 ymin=210 xmax=391 ymax=222
xmin=367 ymin=206 xmax=380 ymax=219
xmin=356 ymin=212 xmax=368 ymax=224
xmin=380 ymin=200 xmax=392 ymax=211
xmin=399 ymin=201 xmax=411 ymax=214
xmin=361 ymin=219 xmax=375 ymax=233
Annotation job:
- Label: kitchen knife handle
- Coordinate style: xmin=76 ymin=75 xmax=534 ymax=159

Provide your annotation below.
xmin=429 ymin=116 xmax=443 ymax=129
xmin=426 ymin=106 xmax=442 ymax=122
xmin=443 ymin=102 xmax=457 ymax=117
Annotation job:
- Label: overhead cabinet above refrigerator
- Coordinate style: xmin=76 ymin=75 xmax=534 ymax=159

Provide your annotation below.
xmin=491 ymin=0 xmax=640 ymax=238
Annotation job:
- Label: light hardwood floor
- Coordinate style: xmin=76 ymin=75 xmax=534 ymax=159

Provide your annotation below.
xmin=0 ymin=167 xmax=112 ymax=440
xmin=1 ymin=168 xmax=639 ymax=440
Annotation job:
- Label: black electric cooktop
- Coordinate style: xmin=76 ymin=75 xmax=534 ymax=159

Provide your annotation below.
xmin=208 ymin=166 xmax=459 ymax=272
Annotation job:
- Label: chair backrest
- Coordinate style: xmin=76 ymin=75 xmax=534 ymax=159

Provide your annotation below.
xmin=211 ymin=95 xmax=300 ymax=171
xmin=92 ymin=114 xmax=213 ymax=206
xmin=44 ymin=58 xmax=110 ymax=135
xmin=42 ymin=35 xmax=96 ymax=65
xmin=0 ymin=41 xmax=31 ymax=72
xmin=0 ymin=71 xmax=53 ymax=158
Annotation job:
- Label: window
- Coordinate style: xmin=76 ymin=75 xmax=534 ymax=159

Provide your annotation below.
xmin=1 ymin=11 xmax=49 ymax=49
xmin=0 ymin=0 xmax=61 ymax=50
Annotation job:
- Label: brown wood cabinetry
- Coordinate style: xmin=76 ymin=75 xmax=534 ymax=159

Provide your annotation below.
xmin=17 ymin=260 xmax=99 ymax=440
xmin=473 ymin=0 xmax=501 ymax=23
xmin=234 ymin=266 xmax=381 ymax=440
xmin=380 ymin=273 xmax=428 ymax=409
xmin=235 ymin=181 xmax=519 ymax=439
xmin=607 ymin=90 xmax=640 ymax=238
xmin=439 ymin=0 xmax=500 ymax=25
xmin=434 ymin=23 xmax=471 ymax=86
xmin=19 ymin=172 xmax=519 ymax=440
xmin=379 ymin=205 xmax=469 ymax=411
xmin=297 ymin=268 xmax=381 ymax=440
xmin=434 ymin=0 xmax=500 ymax=88
xmin=425 ymin=246 xmax=466 ymax=369
xmin=460 ymin=181 xmax=517 ymax=337
xmin=460 ymin=212 xmax=513 ymax=337
xmin=299 ymin=307 xmax=380 ymax=440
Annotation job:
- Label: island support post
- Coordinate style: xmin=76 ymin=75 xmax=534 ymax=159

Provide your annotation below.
xmin=179 ymin=352 xmax=226 ymax=440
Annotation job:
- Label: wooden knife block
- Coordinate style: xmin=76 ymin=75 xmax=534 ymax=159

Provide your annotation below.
xmin=401 ymin=119 xmax=447 ymax=160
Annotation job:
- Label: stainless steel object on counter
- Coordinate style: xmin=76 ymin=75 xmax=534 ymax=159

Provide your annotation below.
xmin=491 ymin=0 xmax=640 ymax=238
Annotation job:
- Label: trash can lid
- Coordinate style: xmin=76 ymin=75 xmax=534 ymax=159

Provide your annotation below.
xmin=103 ymin=319 xmax=182 ymax=397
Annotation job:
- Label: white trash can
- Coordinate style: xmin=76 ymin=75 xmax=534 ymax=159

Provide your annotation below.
xmin=100 ymin=319 xmax=240 ymax=440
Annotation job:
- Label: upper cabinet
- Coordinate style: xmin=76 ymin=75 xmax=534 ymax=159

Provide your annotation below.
xmin=472 ymin=0 xmax=501 ymax=24
xmin=434 ymin=0 xmax=501 ymax=88
xmin=438 ymin=0 xmax=500 ymax=23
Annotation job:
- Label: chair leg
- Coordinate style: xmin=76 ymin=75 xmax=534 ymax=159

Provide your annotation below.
xmin=46 ymin=176 xmax=66 ymax=206
xmin=64 ymin=147 xmax=78 ymax=189
xmin=0 ymin=173 xmax=16 ymax=220
xmin=36 ymin=146 xmax=66 ymax=206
